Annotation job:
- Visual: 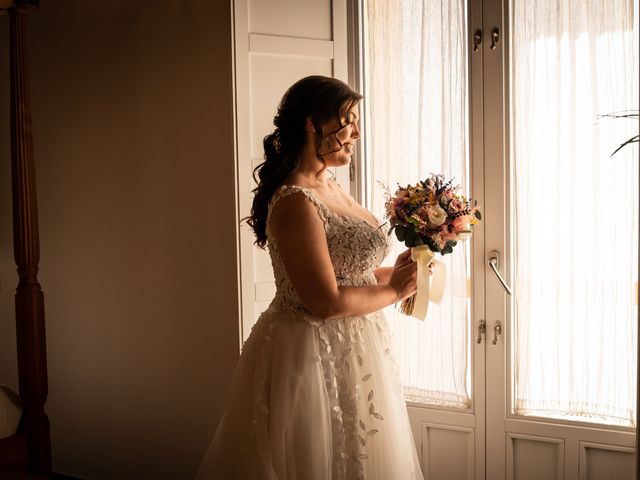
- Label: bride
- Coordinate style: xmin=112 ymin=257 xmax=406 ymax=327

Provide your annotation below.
xmin=196 ymin=75 xmax=424 ymax=479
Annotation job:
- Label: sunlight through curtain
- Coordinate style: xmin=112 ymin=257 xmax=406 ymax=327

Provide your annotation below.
xmin=363 ymin=0 xmax=471 ymax=408
xmin=511 ymin=0 xmax=639 ymax=426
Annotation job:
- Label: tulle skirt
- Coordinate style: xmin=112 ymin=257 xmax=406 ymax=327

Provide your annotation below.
xmin=195 ymin=306 xmax=424 ymax=480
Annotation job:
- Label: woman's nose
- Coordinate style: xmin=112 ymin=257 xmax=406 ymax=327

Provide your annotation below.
xmin=351 ymin=123 xmax=360 ymax=139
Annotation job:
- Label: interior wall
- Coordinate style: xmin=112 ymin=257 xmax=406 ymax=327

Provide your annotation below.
xmin=0 ymin=1 xmax=238 ymax=478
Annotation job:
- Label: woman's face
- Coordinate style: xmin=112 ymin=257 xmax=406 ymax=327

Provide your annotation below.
xmin=317 ymin=103 xmax=361 ymax=166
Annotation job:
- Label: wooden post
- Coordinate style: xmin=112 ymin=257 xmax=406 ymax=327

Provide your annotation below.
xmin=9 ymin=3 xmax=51 ymax=476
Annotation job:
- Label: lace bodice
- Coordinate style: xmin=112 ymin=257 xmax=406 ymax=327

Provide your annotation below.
xmin=265 ymin=184 xmax=391 ymax=313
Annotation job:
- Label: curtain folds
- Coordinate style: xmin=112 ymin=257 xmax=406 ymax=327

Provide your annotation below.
xmin=364 ymin=0 xmax=471 ymax=408
xmin=364 ymin=0 xmax=639 ymax=425
xmin=511 ymin=0 xmax=639 ymax=426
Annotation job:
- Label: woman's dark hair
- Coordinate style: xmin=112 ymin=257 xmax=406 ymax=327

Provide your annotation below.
xmin=246 ymin=75 xmax=362 ymax=248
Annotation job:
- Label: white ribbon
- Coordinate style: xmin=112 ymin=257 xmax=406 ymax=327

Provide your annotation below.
xmin=409 ymin=245 xmax=447 ymax=320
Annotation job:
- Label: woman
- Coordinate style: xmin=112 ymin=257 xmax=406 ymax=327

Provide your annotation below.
xmin=196 ymin=76 xmax=423 ymax=479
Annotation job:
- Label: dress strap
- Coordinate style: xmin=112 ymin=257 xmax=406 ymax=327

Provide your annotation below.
xmin=266 ymin=185 xmax=330 ymax=237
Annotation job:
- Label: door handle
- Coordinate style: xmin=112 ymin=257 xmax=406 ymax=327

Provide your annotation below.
xmin=473 ymin=29 xmax=482 ymax=52
xmin=490 ymin=27 xmax=500 ymax=50
xmin=492 ymin=320 xmax=502 ymax=345
xmin=488 ymin=250 xmax=513 ymax=296
xmin=477 ymin=319 xmax=486 ymax=344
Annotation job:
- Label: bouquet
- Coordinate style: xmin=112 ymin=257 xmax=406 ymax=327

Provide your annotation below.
xmin=383 ymin=174 xmax=481 ymax=319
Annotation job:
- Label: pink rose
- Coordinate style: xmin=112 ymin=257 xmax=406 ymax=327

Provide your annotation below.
xmin=439 ymin=224 xmax=458 ymax=243
xmin=449 ymin=198 xmax=463 ymax=212
xmin=452 ymin=215 xmax=472 ymax=233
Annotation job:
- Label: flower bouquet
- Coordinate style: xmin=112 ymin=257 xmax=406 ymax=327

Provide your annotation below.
xmin=384 ymin=174 xmax=481 ymax=319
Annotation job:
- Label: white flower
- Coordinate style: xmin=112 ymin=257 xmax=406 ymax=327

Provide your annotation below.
xmin=427 ymin=204 xmax=447 ymax=227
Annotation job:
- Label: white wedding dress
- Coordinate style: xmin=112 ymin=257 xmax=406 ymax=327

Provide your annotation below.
xmin=196 ymin=185 xmax=424 ymax=480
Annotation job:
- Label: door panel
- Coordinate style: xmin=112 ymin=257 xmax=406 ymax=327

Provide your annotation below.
xmin=248 ymin=0 xmax=332 ymax=40
xmin=579 ymin=443 xmax=635 ymax=480
xmin=507 ymin=434 xmax=564 ymax=480
xmin=422 ymin=423 xmax=475 ymax=480
xmin=234 ymin=0 xmax=351 ymax=341
xmin=248 ymin=51 xmax=334 ymax=324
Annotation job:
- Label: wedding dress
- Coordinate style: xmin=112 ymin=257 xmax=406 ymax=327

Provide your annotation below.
xmin=196 ymin=185 xmax=424 ymax=480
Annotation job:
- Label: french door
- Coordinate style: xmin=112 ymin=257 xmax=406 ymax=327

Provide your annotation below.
xmin=361 ymin=0 xmax=638 ymax=478
xmin=483 ymin=0 xmax=638 ymax=479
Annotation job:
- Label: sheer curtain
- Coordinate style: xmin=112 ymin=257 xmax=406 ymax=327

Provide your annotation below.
xmin=363 ymin=0 xmax=471 ymax=407
xmin=511 ymin=0 xmax=639 ymax=426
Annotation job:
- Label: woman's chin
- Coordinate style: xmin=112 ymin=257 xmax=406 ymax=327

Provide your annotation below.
xmin=330 ymin=153 xmax=352 ymax=166
xmin=328 ymin=159 xmax=350 ymax=168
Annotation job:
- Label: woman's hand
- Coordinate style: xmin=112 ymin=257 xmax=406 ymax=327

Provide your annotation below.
xmin=388 ymin=249 xmax=418 ymax=301
xmin=393 ymin=249 xmax=412 ymax=268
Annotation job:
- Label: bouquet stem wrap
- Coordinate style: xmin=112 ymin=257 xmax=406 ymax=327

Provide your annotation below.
xmin=400 ymin=245 xmax=447 ymax=320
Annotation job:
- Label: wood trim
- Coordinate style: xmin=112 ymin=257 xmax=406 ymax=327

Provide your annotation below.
xmin=9 ymin=7 xmax=51 ymax=476
xmin=232 ymin=0 xmax=255 ymax=345
xmin=345 ymin=0 xmax=364 ymax=201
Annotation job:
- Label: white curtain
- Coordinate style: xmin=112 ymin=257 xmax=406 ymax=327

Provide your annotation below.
xmin=511 ymin=0 xmax=639 ymax=426
xmin=363 ymin=0 xmax=471 ymax=408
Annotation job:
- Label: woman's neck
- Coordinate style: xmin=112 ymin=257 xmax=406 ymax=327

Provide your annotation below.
xmin=289 ymin=148 xmax=331 ymax=188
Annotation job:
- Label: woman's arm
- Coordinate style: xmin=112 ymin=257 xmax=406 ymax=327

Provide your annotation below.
xmin=374 ymin=267 xmax=393 ymax=284
xmin=270 ymin=192 xmax=416 ymax=320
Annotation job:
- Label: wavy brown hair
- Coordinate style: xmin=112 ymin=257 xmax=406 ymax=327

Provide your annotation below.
xmin=246 ymin=76 xmax=362 ymax=248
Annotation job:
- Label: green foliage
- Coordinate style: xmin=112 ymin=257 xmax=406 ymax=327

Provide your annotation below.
xmin=600 ymin=111 xmax=639 ymax=157
xmin=441 ymin=240 xmax=457 ymax=255
xmin=391 ymin=224 xmax=427 ymax=249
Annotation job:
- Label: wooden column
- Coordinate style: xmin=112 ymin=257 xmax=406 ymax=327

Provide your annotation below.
xmin=9 ymin=3 xmax=51 ymax=476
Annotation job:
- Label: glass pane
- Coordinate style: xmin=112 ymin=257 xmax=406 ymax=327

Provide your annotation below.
xmin=363 ymin=0 xmax=471 ymax=408
xmin=510 ymin=0 xmax=639 ymax=426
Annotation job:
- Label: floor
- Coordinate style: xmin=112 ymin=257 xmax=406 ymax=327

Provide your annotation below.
xmin=0 ymin=473 xmax=82 ymax=480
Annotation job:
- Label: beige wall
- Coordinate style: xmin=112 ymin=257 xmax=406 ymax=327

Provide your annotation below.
xmin=0 ymin=1 xmax=239 ymax=478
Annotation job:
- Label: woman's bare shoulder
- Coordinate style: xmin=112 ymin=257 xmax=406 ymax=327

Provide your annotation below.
xmin=269 ymin=187 xmax=324 ymax=232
